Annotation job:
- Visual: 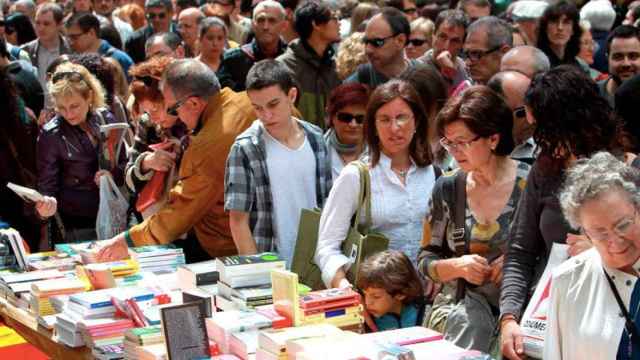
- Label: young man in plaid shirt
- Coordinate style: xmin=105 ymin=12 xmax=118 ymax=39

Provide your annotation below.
xmin=224 ymin=59 xmax=332 ymax=266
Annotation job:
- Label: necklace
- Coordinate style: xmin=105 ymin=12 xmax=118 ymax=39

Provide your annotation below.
xmin=392 ymin=167 xmax=409 ymax=178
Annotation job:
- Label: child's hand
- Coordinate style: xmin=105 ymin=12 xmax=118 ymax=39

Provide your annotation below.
xmin=360 ymin=293 xmax=378 ymax=332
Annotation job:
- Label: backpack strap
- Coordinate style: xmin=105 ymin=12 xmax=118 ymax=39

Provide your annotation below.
xmin=451 ymin=170 xmax=469 ymax=302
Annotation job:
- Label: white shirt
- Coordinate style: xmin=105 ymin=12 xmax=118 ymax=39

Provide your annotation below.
xmin=329 ymin=145 xmax=346 ymax=181
xmin=264 ymin=129 xmax=317 ymax=268
xmin=544 ymin=248 xmax=639 ymax=360
xmin=315 ymin=154 xmax=436 ymax=287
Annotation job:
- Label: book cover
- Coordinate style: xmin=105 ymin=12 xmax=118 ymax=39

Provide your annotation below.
xmin=270 ymin=269 xmax=299 ymax=326
xmin=299 ymin=288 xmax=360 ymax=311
xmin=361 ymin=326 xmax=443 ymax=346
xmin=257 ymin=324 xmax=342 ymax=355
xmin=160 ymin=302 xmax=210 ymax=360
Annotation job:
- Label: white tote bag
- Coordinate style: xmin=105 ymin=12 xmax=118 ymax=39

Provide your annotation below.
xmin=96 ymin=175 xmax=129 ymax=240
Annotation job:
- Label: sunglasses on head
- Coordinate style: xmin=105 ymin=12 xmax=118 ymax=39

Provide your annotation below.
xmin=336 ymin=112 xmax=365 ymax=124
xmin=135 ymin=75 xmax=159 ymax=89
xmin=52 ymin=71 xmax=84 ymax=84
xmin=363 ymin=34 xmax=396 ymax=48
xmin=147 ymin=12 xmax=167 ymax=20
xmin=407 ymin=38 xmax=427 ymax=47
xmin=513 ymin=106 xmax=526 ymax=119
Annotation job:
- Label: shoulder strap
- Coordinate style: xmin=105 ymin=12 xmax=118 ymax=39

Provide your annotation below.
xmin=452 ymin=170 xmax=468 ymax=256
xmin=434 ymin=166 xmax=443 ymax=180
xmin=350 ymin=161 xmax=371 ymax=232
xmin=603 ymin=268 xmax=640 ymax=341
xmin=240 ymin=43 xmax=256 ymax=61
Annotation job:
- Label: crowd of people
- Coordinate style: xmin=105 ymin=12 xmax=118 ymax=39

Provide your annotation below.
xmin=1 ymin=0 xmax=640 ymax=358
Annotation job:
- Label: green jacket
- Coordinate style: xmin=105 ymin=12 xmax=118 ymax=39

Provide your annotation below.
xmin=277 ymin=39 xmax=340 ymax=130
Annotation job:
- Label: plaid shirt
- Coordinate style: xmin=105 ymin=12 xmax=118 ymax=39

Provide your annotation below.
xmin=224 ymin=119 xmax=332 ymax=253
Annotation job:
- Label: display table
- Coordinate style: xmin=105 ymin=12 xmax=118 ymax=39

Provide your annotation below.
xmin=0 ymin=299 xmax=92 ymax=360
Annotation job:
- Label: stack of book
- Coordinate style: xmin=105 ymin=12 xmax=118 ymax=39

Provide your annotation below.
xmin=30 ymin=277 xmax=87 ymax=316
xmin=256 ymin=324 xmax=343 ymax=360
xmin=92 ymin=344 xmax=125 ymax=360
xmin=26 ymin=251 xmax=79 ymax=271
xmin=205 ymin=310 xmax=272 ymax=354
xmin=129 ymin=245 xmax=185 ymax=274
xmin=177 ymin=259 xmax=218 ymax=291
xmin=85 ymin=260 xmax=140 ymax=278
xmin=123 ymin=326 xmax=164 ymax=360
xmin=0 ymin=235 xmax=16 ymax=271
xmin=215 ymin=253 xmax=285 ymax=311
xmin=137 ymin=343 xmax=167 ymax=360
xmin=297 ymin=288 xmax=364 ymax=332
xmin=66 ymin=287 xmax=155 ymax=319
xmin=79 ymin=317 xmax=135 ymax=348
xmin=0 ymin=269 xmax=66 ymax=306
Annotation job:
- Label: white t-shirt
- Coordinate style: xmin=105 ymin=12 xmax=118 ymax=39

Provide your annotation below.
xmin=263 ymin=128 xmax=317 ymax=267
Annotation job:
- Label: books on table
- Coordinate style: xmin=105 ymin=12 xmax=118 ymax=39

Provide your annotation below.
xmin=216 ymin=253 xmax=285 ymax=288
xmin=130 ymin=245 xmax=186 ymax=274
xmin=256 ymin=324 xmax=342 ymax=359
xmin=177 ymin=259 xmax=218 ymax=290
xmin=0 ymin=228 xmax=27 ymax=271
xmin=206 ymin=310 xmax=272 ymax=353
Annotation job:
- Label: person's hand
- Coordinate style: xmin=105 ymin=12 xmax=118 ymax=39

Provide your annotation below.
xmin=95 ymin=235 xmax=130 ymax=263
xmin=330 ymin=269 xmax=351 ymax=289
xmin=566 ymin=233 xmax=592 ymax=257
xmin=435 ymin=50 xmax=457 ymax=79
xmin=35 ymin=196 xmax=57 ymax=218
xmin=489 ymin=255 xmax=504 ymax=286
xmin=94 ymin=170 xmax=111 ymax=187
xmin=455 ymin=254 xmax=491 ymax=285
xmin=141 ymin=149 xmax=176 ymax=172
xmin=501 ymin=318 xmax=525 ymax=360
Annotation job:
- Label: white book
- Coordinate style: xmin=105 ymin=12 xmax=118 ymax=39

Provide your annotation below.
xmin=7 ymin=182 xmax=44 ymax=202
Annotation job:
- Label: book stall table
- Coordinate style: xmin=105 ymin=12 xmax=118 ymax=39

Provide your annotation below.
xmin=0 ymin=297 xmax=93 ymax=360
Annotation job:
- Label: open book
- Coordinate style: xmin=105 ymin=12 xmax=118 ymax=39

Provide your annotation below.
xmin=7 ymin=182 xmax=44 ymax=203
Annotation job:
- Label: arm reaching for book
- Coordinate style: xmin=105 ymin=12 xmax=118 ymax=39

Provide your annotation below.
xmin=35 ymin=196 xmax=57 ymax=218
xmin=229 ymin=210 xmax=258 ymax=254
xmin=95 ymin=234 xmax=130 ymax=262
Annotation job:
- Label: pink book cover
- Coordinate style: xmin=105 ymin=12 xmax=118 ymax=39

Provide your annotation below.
xmin=298 ymin=288 xmax=359 ymax=311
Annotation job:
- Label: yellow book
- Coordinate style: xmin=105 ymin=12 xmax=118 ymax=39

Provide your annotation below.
xmin=270 ymin=269 xmax=299 ymax=326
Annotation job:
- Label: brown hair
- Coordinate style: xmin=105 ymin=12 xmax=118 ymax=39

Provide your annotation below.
xmin=366 ymin=79 xmax=432 ymax=168
xmin=128 ymin=56 xmax=173 ymax=114
xmin=356 ymin=250 xmax=423 ymax=304
xmin=436 ymin=85 xmax=515 ymax=156
xmin=115 ymin=4 xmax=147 ymax=31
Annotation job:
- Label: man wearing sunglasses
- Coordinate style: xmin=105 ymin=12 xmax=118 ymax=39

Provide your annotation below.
xmin=218 ymin=0 xmax=288 ymax=91
xmin=417 ymin=10 xmax=470 ymax=94
xmin=125 ymin=0 xmax=177 ymax=63
xmin=277 ymin=0 xmax=340 ymax=129
xmin=462 ymin=16 xmax=512 ymax=85
xmin=488 ymin=70 xmax=536 ymax=165
xmin=94 ymin=59 xmax=258 ymax=264
xmin=344 ymin=7 xmax=414 ymax=89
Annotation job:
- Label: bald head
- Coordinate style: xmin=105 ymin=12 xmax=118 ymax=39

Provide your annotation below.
xmin=488 ymin=70 xmax=533 ymax=144
xmin=178 ymin=8 xmax=204 ymax=48
xmin=500 ymin=45 xmax=550 ymax=78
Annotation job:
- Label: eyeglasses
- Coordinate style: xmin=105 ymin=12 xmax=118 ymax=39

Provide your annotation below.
xmin=439 ymin=135 xmax=481 ymax=152
xmin=52 ymin=71 xmax=84 ymax=84
xmin=166 ymin=95 xmax=194 ymax=116
xmin=513 ymin=106 xmax=526 ymax=119
xmin=403 ymin=7 xmax=417 ymax=15
xmin=336 ymin=112 xmax=365 ymax=124
xmin=147 ymin=12 xmax=167 ymax=20
xmin=582 ymin=209 xmax=638 ymax=243
xmin=363 ymin=34 xmax=397 ymax=48
xmin=407 ymin=38 xmax=428 ymax=47
xmin=67 ymin=31 xmax=88 ymax=41
xmin=376 ymin=114 xmax=413 ymax=127
xmin=460 ymin=45 xmax=502 ymax=62
xmin=135 ymin=75 xmax=160 ymax=89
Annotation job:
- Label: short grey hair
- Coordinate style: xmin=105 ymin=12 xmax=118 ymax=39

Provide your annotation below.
xmin=560 ymin=152 xmax=640 ymax=229
xmin=502 ymin=45 xmax=550 ymax=75
xmin=199 ymin=16 xmax=227 ymax=38
xmin=467 ymin=16 xmax=513 ymax=49
xmin=580 ymin=0 xmax=616 ymax=32
xmin=162 ymin=59 xmax=220 ymax=100
xmin=253 ymin=0 xmax=285 ymax=20
xmin=14 ymin=0 xmax=35 ymax=12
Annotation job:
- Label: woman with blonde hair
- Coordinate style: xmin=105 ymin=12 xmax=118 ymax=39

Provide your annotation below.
xmin=336 ymin=32 xmax=368 ymax=80
xmin=35 ymin=62 xmax=127 ymax=244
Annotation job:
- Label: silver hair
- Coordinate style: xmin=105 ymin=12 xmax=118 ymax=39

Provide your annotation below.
xmin=162 ymin=59 xmax=220 ymax=100
xmin=467 ymin=16 xmax=513 ymax=49
xmin=580 ymin=0 xmax=616 ymax=32
xmin=14 ymin=0 xmax=35 ymax=11
xmin=253 ymin=0 xmax=285 ymax=20
xmin=559 ymin=152 xmax=640 ymax=229
xmin=502 ymin=45 xmax=550 ymax=75
xmin=199 ymin=16 xmax=227 ymax=37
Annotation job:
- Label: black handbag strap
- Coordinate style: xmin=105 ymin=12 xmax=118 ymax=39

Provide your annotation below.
xmin=603 ymin=268 xmax=640 ymax=342
xmin=452 ymin=171 xmax=469 ymax=302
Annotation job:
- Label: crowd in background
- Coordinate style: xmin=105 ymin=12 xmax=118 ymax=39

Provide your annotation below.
xmin=2 ymin=0 xmax=640 ymax=358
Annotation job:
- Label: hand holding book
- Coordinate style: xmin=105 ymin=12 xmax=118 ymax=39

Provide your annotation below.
xmin=35 ymin=196 xmax=57 ymax=219
xmin=95 ymin=235 xmax=130 ymax=263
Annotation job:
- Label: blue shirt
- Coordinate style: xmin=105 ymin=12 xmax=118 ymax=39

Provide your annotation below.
xmin=373 ymin=301 xmax=420 ymax=332
xmin=98 ymin=40 xmax=133 ymax=81
xmin=617 ymin=278 xmax=640 ymax=360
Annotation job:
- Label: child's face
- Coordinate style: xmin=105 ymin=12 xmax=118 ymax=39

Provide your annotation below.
xmin=363 ymin=287 xmax=404 ymax=318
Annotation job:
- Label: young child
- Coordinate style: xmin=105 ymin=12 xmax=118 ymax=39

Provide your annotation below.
xmin=357 ymin=250 xmax=425 ymax=332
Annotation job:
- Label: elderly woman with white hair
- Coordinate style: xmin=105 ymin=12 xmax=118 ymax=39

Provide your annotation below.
xmin=580 ymin=0 xmax=617 ymax=73
xmin=545 ymin=151 xmax=640 ymax=359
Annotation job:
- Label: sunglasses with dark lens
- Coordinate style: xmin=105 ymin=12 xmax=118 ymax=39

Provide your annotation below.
xmin=166 ymin=95 xmax=194 ymax=116
xmin=0 ymin=20 xmax=5 ymax=27
xmin=513 ymin=106 xmax=526 ymax=119
xmin=147 ymin=12 xmax=167 ymax=20
xmin=135 ymin=75 xmax=159 ymax=89
xmin=403 ymin=8 xmax=417 ymax=14
xmin=407 ymin=38 xmax=427 ymax=47
xmin=460 ymin=45 xmax=502 ymax=62
xmin=363 ymin=34 xmax=396 ymax=48
xmin=336 ymin=112 xmax=365 ymax=124
xmin=52 ymin=71 xmax=84 ymax=84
